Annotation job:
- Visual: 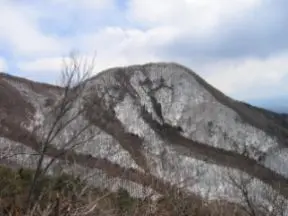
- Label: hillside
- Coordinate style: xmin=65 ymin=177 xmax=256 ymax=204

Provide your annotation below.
xmin=1 ymin=63 xmax=288 ymax=215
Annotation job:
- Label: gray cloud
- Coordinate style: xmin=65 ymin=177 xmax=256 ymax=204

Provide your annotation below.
xmin=159 ymin=0 xmax=288 ymax=61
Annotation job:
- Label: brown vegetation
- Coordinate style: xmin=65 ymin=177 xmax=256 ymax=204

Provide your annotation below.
xmin=0 ymin=165 xmax=251 ymax=216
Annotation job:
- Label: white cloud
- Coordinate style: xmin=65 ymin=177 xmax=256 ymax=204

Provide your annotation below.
xmin=51 ymin=0 xmax=114 ymax=9
xmin=77 ymin=26 xmax=178 ymax=55
xmin=0 ymin=0 xmax=120 ymax=59
xmin=16 ymin=18 xmax=288 ymax=101
xmin=0 ymin=57 xmax=7 ymax=72
xmin=0 ymin=1 xmax=65 ymax=57
xmin=202 ymin=52 xmax=288 ymax=100
xmin=1 ymin=0 xmax=288 ymax=101
xmin=17 ymin=26 xmax=171 ymax=78
xmin=18 ymin=57 xmax=64 ymax=73
xmin=127 ymin=0 xmax=261 ymax=34
xmin=18 ymin=48 xmax=160 ymax=79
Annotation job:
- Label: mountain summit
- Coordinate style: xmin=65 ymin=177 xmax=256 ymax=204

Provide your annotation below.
xmin=1 ymin=63 xmax=288 ymax=213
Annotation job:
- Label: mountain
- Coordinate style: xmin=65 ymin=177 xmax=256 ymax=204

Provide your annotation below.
xmin=1 ymin=63 xmax=288 ymax=213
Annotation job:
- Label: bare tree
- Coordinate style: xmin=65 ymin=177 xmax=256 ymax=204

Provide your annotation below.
xmin=257 ymin=184 xmax=287 ymax=216
xmin=225 ymin=168 xmax=288 ymax=216
xmin=226 ymin=170 xmax=259 ymax=216
xmin=25 ymin=52 xmax=98 ymax=211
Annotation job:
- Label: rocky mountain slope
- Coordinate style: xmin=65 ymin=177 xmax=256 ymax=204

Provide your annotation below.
xmin=1 ymin=63 xmax=288 ymax=213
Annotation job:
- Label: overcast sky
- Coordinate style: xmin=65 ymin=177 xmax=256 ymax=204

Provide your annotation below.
xmin=0 ymin=0 xmax=287 ymax=101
